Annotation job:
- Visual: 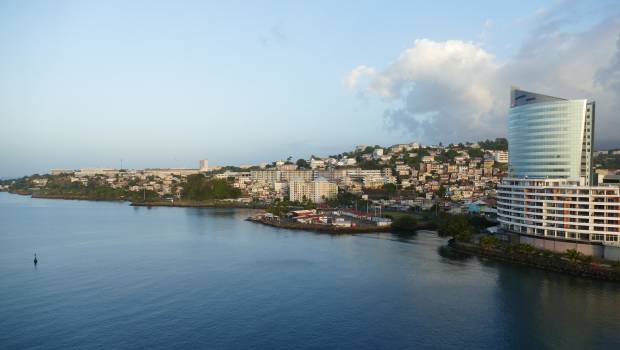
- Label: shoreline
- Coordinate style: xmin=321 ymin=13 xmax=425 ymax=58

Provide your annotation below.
xmin=130 ymin=200 xmax=267 ymax=209
xmin=7 ymin=191 xmax=266 ymax=209
xmin=449 ymin=241 xmax=620 ymax=282
xmin=246 ymin=217 xmax=393 ymax=233
xmin=246 ymin=216 xmax=437 ymax=234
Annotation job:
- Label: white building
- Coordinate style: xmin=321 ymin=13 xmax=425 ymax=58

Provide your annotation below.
xmin=199 ymin=159 xmax=209 ymax=172
xmin=372 ymin=148 xmax=384 ymax=159
xmin=493 ymin=151 xmax=508 ymax=163
xmin=289 ymin=178 xmax=338 ymax=203
xmin=310 ymin=158 xmax=325 ymax=169
xmin=50 ymin=169 xmax=74 ymax=176
xmin=498 ymin=178 xmax=620 ymax=245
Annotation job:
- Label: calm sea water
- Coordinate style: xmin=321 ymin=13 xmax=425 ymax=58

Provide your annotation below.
xmin=1 ymin=192 xmax=619 ymax=350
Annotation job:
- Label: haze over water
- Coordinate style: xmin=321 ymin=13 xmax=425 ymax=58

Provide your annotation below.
xmin=1 ymin=192 xmax=619 ymax=349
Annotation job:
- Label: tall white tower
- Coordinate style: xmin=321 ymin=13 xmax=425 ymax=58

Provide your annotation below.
xmin=199 ymin=159 xmax=209 ymax=172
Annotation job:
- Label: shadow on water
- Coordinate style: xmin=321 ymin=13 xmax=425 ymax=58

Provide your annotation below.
xmin=437 ymin=245 xmax=474 ymax=262
xmin=351 ymin=232 xmax=418 ymax=244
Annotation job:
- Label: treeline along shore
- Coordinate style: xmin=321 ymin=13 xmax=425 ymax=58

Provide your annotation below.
xmin=130 ymin=200 xmax=267 ymax=209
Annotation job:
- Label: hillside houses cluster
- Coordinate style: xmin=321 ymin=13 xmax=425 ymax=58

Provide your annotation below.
xmin=32 ymin=141 xmax=508 ymax=207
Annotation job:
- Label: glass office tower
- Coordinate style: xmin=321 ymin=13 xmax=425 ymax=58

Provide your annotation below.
xmin=497 ymin=88 xmax=620 ymax=253
xmin=507 ymin=87 xmax=595 ymax=185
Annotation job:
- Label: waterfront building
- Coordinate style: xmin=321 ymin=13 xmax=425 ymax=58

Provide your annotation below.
xmin=497 ymin=88 xmax=620 ymax=258
xmin=199 ymin=159 xmax=209 ymax=172
xmin=506 ymin=87 xmax=595 ymax=184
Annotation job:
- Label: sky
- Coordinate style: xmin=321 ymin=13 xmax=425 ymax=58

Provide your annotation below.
xmin=1 ymin=0 xmax=619 ymax=177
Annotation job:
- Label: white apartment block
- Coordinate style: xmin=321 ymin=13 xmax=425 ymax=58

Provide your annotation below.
xmin=493 ymin=151 xmax=508 ymax=164
xmin=498 ymin=178 xmax=620 ymax=245
xmin=289 ymin=179 xmax=338 ymax=203
xmin=310 ymin=158 xmax=325 ymax=169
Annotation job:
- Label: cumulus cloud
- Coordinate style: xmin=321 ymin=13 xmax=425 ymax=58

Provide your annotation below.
xmin=346 ymin=8 xmax=620 ymax=147
xmin=344 ymin=65 xmax=376 ymax=90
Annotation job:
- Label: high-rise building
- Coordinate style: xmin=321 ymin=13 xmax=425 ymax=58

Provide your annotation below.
xmin=497 ymin=88 xmax=620 ymax=257
xmin=507 ymin=87 xmax=595 ymax=184
xmin=199 ymin=159 xmax=209 ymax=172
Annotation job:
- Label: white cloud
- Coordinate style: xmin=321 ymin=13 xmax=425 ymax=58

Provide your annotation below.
xmin=346 ymin=11 xmax=620 ymax=147
xmin=344 ymin=65 xmax=376 ymax=90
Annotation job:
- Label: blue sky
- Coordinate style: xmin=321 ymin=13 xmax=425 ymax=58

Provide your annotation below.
xmin=1 ymin=0 xmax=619 ymax=177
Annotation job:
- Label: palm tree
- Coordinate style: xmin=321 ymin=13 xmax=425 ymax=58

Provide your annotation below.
xmin=565 ymin=249 xmax=583 ymax=264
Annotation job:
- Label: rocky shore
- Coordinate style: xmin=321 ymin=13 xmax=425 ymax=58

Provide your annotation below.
xmin=449 ymin=241 xmax=620 ymax=282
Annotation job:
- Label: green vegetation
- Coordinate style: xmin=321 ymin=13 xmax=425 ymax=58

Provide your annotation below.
xmin=565 ymin=249 xmax=584 ymax=264
xmin=266 ymin=199 xmax=291 ymax=216
xmin=383 ymin=183 xmax=397 ymax=195
xmin=182 ymin=175 xmax=241 ymax=200
xmin=594 ymin=152 xmax=620 ymax=169
xmin=391 ymin=215 xmax=418 ymax=232
xmin=435 ymin=149 xmax=459 ymax=163
xmin=479 ymin=235 xmax=501 ymax=250
xmin=326 ymin=192 xmax=366 ymax=208
xmin=437 ymin=185 xmax=447 ymax=198
xmin=478 ymin=138 xmax=508 ymax=151
xmin=296 ymin=159 xmax=309 ymax=169
xmin=467 ymin=148 xmax=484 ymax=158
xmin=437 ymin=214 xmax=473 ymax=242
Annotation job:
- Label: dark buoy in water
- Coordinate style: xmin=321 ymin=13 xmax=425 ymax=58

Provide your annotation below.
xmin=34 ymin=253 xmax=38 ymax=265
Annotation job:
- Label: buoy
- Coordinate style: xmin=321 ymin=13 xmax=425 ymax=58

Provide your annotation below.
xmin=34 ymin=253 xmax=38 ymax=265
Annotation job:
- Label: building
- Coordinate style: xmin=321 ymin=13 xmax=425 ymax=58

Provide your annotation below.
xmin=497 ymin=88 xmax=620 ymax=259
xmin=493 ymin=151 xmax=508 ymax=163
xmin=372 ymin=148 xmax=384 ymax=159
xmin=289 ymin=178 xmax=338 ymax=203
xmin=507 ymin=87 xmax=595 ymax=185
xmin=50 ymin=169 xmax=74 ymax=176
xmin=309 ymin=158 xmax=325 ymax=169
xmin=199 ymin=159 xmax=209 ymax=172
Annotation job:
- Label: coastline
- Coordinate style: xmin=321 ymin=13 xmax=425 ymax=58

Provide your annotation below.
xmin=246 ymin=216 xmax=437 ymax=234
xmin=7 ymin=191 xmax=266 ymax=209
xmin=449 ymin=241 xmax=620 ymax=282
xmin=247 ymin=217 xmax=392 ymax=233
xmin=130 ymin=200 xmax=267 ymax=209
xmin=4 ymin=191 xmax=620 ymax=282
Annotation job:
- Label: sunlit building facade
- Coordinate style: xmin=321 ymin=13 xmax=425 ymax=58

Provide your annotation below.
xmin=497 ymin=88 xmax=620 ymax=252
xmin=507 ymin=88 xmax=595 ymax=184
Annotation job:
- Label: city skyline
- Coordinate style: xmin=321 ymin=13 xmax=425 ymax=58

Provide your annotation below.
xmin=2 ymin=0 xmax=620 ymax=178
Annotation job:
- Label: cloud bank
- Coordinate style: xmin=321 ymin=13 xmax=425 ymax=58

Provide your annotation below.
xmin=347 ymin=11 xmax=620 ymax=147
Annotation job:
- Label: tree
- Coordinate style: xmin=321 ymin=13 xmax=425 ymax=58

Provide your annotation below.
xmin=479 ymin=235 xmax=500 ymax=250
xmin=437 ymin=185 xmax=447 ymax=198
xmin=565 ymin=249 xmax=583 ymax=264
xmin=467 ymin=148 xmax=484 ymax=158
xmin=296 ymin=159 xmax=309 ymax=169
xmin=383 ymin=183 xmax=397 ymax=195
xmin=438 ymin=214 xmax=473 ymax=242
xmin=391 ymin=215 xmax=418 ymax=232
xmin=182 ymin=175 xmax=240 ymax=200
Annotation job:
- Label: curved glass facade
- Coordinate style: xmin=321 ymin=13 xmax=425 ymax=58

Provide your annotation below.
xmin=507 ymin=90 xmax=592 ymax=182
